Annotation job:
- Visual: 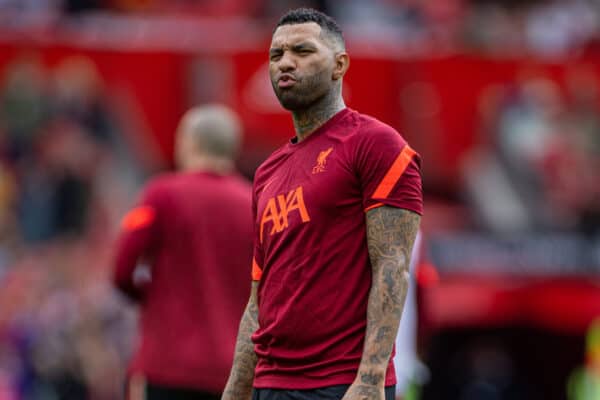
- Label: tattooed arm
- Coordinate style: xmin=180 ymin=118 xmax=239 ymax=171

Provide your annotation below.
xmin=222 ymin=281 xmax=259 ymax=400
xmin=343 ymin=206 xmax=420 ymax=400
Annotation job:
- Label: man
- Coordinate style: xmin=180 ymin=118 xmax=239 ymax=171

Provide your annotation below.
xmin=222 ymin=8 xmax=422 ymax=400
xmin=113 ymin=105 xmax=253 ymax=400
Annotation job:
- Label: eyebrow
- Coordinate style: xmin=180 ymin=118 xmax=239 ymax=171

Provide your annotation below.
xmin=269 ymin=47 xmax=282 ymax=57
xmin=269 ymin=41 xmax=318 ymax=56
xmin=292 ymin=42 xmax=317 ymax=51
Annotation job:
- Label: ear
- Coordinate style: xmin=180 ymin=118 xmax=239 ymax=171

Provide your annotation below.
xmin=332 ymin=52 xmax=350 ymax=81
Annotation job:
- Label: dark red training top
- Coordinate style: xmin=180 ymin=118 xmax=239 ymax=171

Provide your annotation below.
xmin=113 ymin=171 xmax=253 ymax=393
xmin=251 ymin=108 xmax=423 ymax=389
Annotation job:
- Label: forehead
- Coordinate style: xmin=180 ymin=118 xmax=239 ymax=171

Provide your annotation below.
xmin=271 ymin=22 xmax=324 ymax=47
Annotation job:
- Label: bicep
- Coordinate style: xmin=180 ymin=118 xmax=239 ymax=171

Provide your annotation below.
xmin=116 ymin=205 xmax=159 ymax=257
xmin=352 ymin=127 xmax=423 ymax=215
xmin=113 ymin=205 xmax=159 ymax=285
xmin=365 ymin=206 xmax=421 ymax=270
xmin=116 ymin=182 xmax=165 ymax=263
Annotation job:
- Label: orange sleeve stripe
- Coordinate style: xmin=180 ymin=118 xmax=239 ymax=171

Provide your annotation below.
xmin=121 ymin=206 xmax=156 ymax=231
xmin=251 ymin=257 xmax=263 ymax=281
xmin=364 ymin=202 xmax=384 ymax=212
xmin=372 ymin=145 xmax=416 ymax=199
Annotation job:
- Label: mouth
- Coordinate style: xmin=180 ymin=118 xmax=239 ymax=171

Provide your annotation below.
xmin=277 ymin=74 xmax=297 ymax=89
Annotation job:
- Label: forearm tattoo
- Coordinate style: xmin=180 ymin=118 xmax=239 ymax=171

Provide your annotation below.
xmin=359 ymin=206 xmax=420 ymax=386
xmin=222 ymin=282 xmax=259 ymax=400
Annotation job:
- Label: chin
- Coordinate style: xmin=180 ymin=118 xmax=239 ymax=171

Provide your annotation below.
xmin=279 ymin=101 xmax=303 ymax=111
xmin=276 ymin=93 xmax=311 ymax=111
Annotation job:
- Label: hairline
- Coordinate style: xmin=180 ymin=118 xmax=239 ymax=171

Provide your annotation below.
xmin=272 ymin=21 xmax=345 ymax=52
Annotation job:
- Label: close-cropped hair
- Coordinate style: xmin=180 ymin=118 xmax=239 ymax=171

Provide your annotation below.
xmin=274 ymin=8 xmax=345 ymax=50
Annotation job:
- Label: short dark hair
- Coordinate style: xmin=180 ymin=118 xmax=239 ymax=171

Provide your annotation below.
xmin=275 ymin=8 xmax=345 ymax=50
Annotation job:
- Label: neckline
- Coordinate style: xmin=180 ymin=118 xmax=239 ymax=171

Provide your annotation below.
xmin=285 ymin=108 xmax=351 ymax=151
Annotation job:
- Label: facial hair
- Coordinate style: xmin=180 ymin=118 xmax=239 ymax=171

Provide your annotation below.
xmin=271 ymin=68 xmax=331 ymax=111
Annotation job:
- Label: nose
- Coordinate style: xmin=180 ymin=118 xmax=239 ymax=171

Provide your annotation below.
xmin=277 ymin=51 xmax=296 ymax=72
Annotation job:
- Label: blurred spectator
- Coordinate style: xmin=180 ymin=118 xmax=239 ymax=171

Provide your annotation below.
xmin=51 ymin=56 xmax=114 ymax=145
xmin=1 ymin=0 xmax=600 ymax=58
xmin=563 ymin=65 xmax=600 ymax=235
xmin=0 ymin=243 xmax=134 ymax=400
xmin=0 ymin=53 xmax=146 ymax=399
xmin=113 ymin=105 xmax=253 ymax=399
xmin=0 ymin=0 xmax=60 ymax=15
xmin=0 ymin=54 xmax=146 ymax=245
xmin=462 ymin=3 xmax=528 ymax=55
xmin=463 ymin=67 xmax=600 ymax=235
xmin=0 ymin=56 xmax=49 ymax=163
xmin=494 ymin=76 xmax=567 ymax=229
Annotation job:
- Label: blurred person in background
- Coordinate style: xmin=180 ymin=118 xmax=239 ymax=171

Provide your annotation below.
xmin=493 ymin=75 xmax=567 ymax=230
xmin=0 ymin=53 xmax=145 ymax=400
xmin=0 ymin=54 xmax=139 ymax=245
xmin=222 ymin=8 xmax=422 ymax=400
xmin=562 ymin=65 xmax=600 ymax=235
xmin=464 ymin=66 xmax=600 ymax=235
xmin=113 ymin=104 xmax=253 ymax=400
xmin=0 ymin=55 xmax=48 ymax=163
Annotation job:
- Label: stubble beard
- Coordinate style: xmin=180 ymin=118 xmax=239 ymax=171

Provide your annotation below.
xmin=271 ymin=71 xmax=331 ymax=111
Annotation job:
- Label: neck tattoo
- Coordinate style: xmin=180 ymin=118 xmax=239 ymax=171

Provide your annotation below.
xmin=292 ymin=92 xmax=345 ymax=142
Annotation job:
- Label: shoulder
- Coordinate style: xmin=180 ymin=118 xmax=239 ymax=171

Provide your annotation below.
xmin=143 ymin=172 xmax=178 ymax=192
xmin=341 ymin=110 xmax=409 ymax=161
xmin=137 ymin=172 xmax=181 ymax=205
xmin=351 ymin=110 xmax=407 ymax=146
xmin=230 ymin=173 xmax=253 ymax=190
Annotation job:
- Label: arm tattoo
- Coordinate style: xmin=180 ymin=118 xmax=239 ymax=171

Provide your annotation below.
xmin=357 ymin=206 xmax=420 ymax=387
xmin=221 ymin=282 xmax=259 ymax=400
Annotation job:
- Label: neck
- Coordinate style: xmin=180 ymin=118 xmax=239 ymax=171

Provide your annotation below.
xmin=292 ymin=91 xmax=345 ymax=143
xmin=180 ymin=155 xmax=234 ymax=175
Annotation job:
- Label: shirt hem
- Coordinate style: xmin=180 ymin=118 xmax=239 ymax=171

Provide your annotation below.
xmin=253 ymin=374 xmax=397 ymax=390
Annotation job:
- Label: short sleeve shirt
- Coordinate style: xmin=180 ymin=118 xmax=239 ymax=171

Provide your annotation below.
xmin=251 ymin=108 xmax=422 ymax=389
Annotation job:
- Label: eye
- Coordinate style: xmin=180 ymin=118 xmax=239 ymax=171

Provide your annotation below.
xmin=295 ymin=47 xmax=314 ymax=55
xmin=269 ymin=50 xmax=282 ymax=61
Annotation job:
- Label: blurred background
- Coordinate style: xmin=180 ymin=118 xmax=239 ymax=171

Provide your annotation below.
xmin=0 ymin=0 xmax=599 ymax=399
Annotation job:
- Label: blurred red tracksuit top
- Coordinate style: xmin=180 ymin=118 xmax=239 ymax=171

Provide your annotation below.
xmin=113 ymin=170 xmax=253 ymax=394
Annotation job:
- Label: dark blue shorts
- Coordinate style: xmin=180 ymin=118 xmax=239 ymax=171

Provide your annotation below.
xmin=252 ymin=385 xmax=396 ymax=400
xmin=126 ymin=378 xmax=220 ymax=400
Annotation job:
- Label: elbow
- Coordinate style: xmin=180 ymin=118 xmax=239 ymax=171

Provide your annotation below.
xmin=113 ymin=270 xmax=128 ymax=292
xmin=113 ymin=271 xmax=143 ymax=302
xmin=112 ymin=257 xmax=138 ymax=298
xmin=400 ymin=268 xmax=410 ymax=285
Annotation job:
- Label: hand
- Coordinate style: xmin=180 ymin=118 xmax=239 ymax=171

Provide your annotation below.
xmin=341 ymin=382 xmax=385 ymax=400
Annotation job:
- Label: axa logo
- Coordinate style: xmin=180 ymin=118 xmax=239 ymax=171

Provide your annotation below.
xmin=312 ymin=147 xmax=333 ymax=174
xmin=259 ymin=186 xmax=310 ymax=242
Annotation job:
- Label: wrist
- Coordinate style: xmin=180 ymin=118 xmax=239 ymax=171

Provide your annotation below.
xmin=355 ymin=367 xmax=386 ymax=387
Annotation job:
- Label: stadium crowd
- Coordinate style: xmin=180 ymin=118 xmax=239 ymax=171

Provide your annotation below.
xmin=2 ymin=0 xmax=600 ymax=57
xmin=0 ymin=1 xmax=598 ymax=399
xmin=465 ymin=65 xmax=600 ymax=235
xmin=0 ymin=55 xmax=146 ymax=399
